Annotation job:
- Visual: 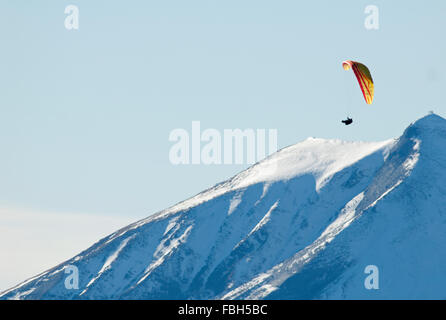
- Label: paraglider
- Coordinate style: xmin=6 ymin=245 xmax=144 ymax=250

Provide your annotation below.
xmin=341 ymin=60 xmax=374 ymax=125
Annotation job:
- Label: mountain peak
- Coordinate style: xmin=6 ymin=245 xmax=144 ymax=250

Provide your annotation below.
xmin=397 ymin=113 xmax=446 ymax=148
xmin=410 ymin=113 xmax=446 ymax=131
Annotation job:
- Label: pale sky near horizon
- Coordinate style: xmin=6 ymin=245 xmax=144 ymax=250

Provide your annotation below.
xmin=1 ymin=1 xmax=445 ymax=291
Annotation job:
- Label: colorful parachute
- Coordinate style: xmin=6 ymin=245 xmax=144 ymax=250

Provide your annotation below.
xmin=342 ymin=60 xmax=374 ymax=104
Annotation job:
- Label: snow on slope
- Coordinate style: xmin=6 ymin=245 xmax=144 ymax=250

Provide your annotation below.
xmin=1 ymin=114 xmax=445 ymax=300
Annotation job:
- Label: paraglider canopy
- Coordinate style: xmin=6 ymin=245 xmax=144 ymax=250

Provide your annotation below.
xmin=342 ymin=60 xmax=374 ymax=104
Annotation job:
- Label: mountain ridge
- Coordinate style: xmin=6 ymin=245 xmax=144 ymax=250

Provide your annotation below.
xmin=2 ymin=114 xmax=445 ymax=300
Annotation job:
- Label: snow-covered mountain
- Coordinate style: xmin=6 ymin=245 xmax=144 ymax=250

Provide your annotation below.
xmin=2 ymin=114 xmax=446 ymax=300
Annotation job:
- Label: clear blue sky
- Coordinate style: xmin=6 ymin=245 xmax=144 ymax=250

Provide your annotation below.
xmin=0 ymin=0 xmax=445 ymax=218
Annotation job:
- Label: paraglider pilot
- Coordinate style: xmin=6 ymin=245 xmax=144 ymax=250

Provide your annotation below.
xmin=342 ymin=117 xmax=353 ymax=125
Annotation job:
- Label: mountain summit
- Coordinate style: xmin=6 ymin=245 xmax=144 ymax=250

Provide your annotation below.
xmin=2 ymin=114 xmax=446 ymax=300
